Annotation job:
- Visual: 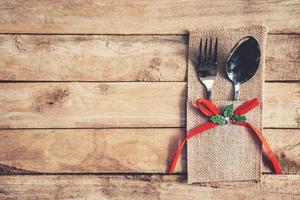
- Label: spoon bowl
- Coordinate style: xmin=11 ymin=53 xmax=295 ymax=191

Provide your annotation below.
xmin=226 ymin=36 xmax=261 ymax=100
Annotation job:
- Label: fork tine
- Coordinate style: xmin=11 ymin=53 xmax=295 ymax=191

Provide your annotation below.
xmin=204 ymin=38 xmax=208 ymax=65
xmin=199 ymin=38 xmax=202 ymax=65
xmin=209 ymin=38 xmax=212 ymax=64
xmin=197 ymin=37 xmax=217 ymax=100
xmin=214 ymin=37 xmax=218 ymax=65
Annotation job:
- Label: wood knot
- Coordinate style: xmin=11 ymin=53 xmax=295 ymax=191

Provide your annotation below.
xmin=34 ymin=88 xmax=70 ymax=113
xmin=45 ymin=88 xmax=69 ymax=105
xmin=97 ymin=83 xmax=109 ymax=95
xmin=136 ymin=69 xmax=161 ymax=81
xmin=136 ymin=57 xmax=162 ymax=81
xmin=149 ymin=57 xmax=161 ymax=69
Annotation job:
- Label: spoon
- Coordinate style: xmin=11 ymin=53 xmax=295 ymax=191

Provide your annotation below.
xmin=226 ymin=36 xmax=261 ymax=100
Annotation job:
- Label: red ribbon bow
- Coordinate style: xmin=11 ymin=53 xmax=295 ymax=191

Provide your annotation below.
xmin=168 ymin=98 xmax=282 ymax=174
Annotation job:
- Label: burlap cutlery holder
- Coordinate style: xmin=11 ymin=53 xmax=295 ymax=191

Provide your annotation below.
xmin=187 ymin=26 xmax=267 ymax=183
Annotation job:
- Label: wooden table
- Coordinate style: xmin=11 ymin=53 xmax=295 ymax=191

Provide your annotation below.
xmin=0 ymin=1 xmax=299 ymax=199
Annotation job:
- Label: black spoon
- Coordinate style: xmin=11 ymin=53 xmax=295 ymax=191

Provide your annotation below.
xmin=226 ymin=36 xmax=261 ymax=100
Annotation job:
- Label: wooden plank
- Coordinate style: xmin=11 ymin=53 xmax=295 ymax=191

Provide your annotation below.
xmin=266 ymin=35 xmax=300 ymax=81
xmin=0 ymin=175 xmax=299 ymax=199
xmin=0 ymin=82 xmax=185 ymax=128
xmin=0 ymin=128 xmax=298 ymax=174
xmin=0 ymin=82 xmax=298 ymax=129
xmin=264 ymin=83 xmax=299 ymax=128
xmin=0 ymin=34 xmax=299 ymax=81
xmin=0 ymin=1 xmax=299 ymax=34
xmin=262 ymin=129 xmax=300 ymax=174
xmin=0 ymin=35 xmax=187 ymax=81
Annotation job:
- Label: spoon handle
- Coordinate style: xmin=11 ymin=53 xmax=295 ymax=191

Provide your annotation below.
xmin=207 ymin=89 xmax=212 ymax=100
xmin=234 ymin=83 xmax=241 ymax=101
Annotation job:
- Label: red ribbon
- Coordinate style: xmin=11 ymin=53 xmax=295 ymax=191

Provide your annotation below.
xmin=168 ymin=98 xmax=282 ymax=174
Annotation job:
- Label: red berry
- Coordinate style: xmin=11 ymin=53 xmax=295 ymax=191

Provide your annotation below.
xmin=230 ymin=120 xmax=236 ymax=124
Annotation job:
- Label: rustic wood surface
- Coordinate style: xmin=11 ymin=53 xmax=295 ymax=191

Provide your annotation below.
xmin=0 ymin=34 xmax=299 ymax=81
xmin=0 ymin=0 xmax=299 ymax=199
xmin=0 ymin=82 xmax=298 ymax=128
xmin=0 ymin=129 xmax=298 ymax=174
xmin=0 ymin=0 xmax=299 ymax=34
xmin=0 ymin=175 xmax=299 ymax=200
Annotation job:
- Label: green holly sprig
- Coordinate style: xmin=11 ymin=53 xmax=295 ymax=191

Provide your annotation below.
xmin=209 ymin=104 xmax=247 ymax=125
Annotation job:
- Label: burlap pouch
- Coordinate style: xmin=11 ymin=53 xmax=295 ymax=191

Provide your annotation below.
xmin=187 ymin=26 xmax=267 ymax=183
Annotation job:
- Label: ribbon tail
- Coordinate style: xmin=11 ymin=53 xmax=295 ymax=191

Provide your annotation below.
xmin=168 ymin=122 xmax=218 ymax=174
xmin=238 ymin=122 xmax=283 ymax=174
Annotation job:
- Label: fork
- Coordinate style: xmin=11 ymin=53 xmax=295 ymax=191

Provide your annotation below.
xmin=197 ymin=38 xmax=218 ymax=100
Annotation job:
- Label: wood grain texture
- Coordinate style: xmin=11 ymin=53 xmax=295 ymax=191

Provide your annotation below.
xmin=0 ymin=128 xmax=298 ymax=174
xmin=264 ymin=83 xmax=300 ymax=128
xmin=0 ymin=82 xmax=298 ymax=129
xmin=0 ymin=82 xmax=185 ymax=128
xmin=263 ymin=129 xmax=300 ymax=174
xmin=0 ymin=35 xmax=187 ymax=81
xmin=0 ymin=128 xmax=184 ymax=173
xmin=0 ymin=0 xmax=299 ymax=197
xmin=0 ymin=175 xmax=299 ymax=199
xmin=0 ymin=34 xmax=299 ymax=81
xmin=266 ymin=35 xmax=300 ymax=81
xmin=0 ymin=0 xmax=299 ymax=34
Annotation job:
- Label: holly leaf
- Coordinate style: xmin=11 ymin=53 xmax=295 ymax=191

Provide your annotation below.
xmin=210 ymin=115 xmax=227 ymax=125
xmin=232 ymin=115 xmax=247 ymax=123
xmin=223 ymin=104 xmax=234 ymax=119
